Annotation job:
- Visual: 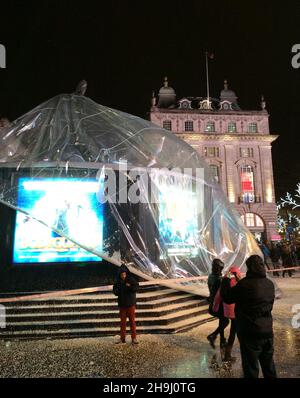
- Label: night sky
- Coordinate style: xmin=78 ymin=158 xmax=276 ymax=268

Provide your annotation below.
xmin=0 ymin=0 xmax=299 ymax=198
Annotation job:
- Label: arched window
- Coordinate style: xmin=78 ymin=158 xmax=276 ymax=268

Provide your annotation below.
xmin=241 ymin=213 xmax=264 ymax=229
xmin=163 ymin=120 xmax=172 ymax=131
xmin=205 ymin=122 xmax=215 ymax=132
xmin=240 ymin=165 xmax=255 ymax=203
xmin=209 ymin=164 xmax=220 ymax=183
xmin=184 ymin=120 xmax=194 ymax=131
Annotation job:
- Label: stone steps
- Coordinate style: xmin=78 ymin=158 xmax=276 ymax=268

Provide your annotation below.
xmin=3 ymin=289 xmax=184 ymax=306
xmin=0 ymin=284 xmax=213 ymax=340
xmin=6 ymin=299 xmax=206 ymax=321
xmin=5 ymin=293 xmax=198 ymax=313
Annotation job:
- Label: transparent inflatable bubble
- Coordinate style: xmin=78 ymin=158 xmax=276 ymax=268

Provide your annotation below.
xmin=0 ymin=93 xmax=261 ymax=294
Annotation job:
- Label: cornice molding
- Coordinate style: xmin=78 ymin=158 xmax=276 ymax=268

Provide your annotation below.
xmin=175 ymin=133 xmax=278 ymax=143
xmin=151 ymin=109 xmax=269 ymax=117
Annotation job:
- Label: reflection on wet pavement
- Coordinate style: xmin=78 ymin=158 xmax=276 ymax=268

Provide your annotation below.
xmin=161 ymin=323 xmax=300 ymax=378
xmin=161 ymin=276 xmax=300 ymax=378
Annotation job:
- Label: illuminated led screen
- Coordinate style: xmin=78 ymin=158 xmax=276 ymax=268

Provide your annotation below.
xmin=13 ymin=178 xmax=103 ymax=264
xmin=159 ymin=185 xmax=199 ymax=257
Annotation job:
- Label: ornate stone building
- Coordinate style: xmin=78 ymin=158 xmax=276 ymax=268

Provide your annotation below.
xmin=149 ymin=78 xmax=278 ymax=242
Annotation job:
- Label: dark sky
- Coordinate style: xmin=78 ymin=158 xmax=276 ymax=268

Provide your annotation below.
xmin=0 ymin=0 xmax=299 ymax=198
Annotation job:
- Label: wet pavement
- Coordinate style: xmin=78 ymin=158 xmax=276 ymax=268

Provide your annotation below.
xmin=0 ymin=275 xmax=299 ymax=378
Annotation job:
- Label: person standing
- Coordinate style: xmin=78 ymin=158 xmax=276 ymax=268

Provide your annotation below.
xmin=281 ymin=244 xmax=293 ymax=277
xmin=290 ymin=243 xmax=298 ymax=272
xmin=270 ymin=243 xmax=281 ymax=277
xmin=221 ymin=266 xmax=242 ymax=362
xmin=260 ymin=242 xmax=272 ymax=271
xmin=221 ymin=255 xmax=277 ymax=378
xmin=113 ymin=264 xmax=139 ymax=345
xmin=207 ymin=259 xmax=229 ymax=350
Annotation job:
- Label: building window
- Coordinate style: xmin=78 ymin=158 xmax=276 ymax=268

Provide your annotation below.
xmin=228 ymin=122 xmax=237 ymax=133
xmin=256 ymin=216 xmax=264 ymax=227
xmin=204 ymin=147 xmax=219 ymax=157
xmin=205 ymin=122 xmax=215 ymax=132
xmin=246 ymin=213 xmax=255 ymax=227
xmin=209 ymin=164 xmax=220 ymax=183
xmin=163 ymin=120 xmax=172 ymax=131
xmin=240 ymin=165 xmax=255 ymax=203
xmin=184 ymin=120 xmax=194 ymax=131
xmin=241 ymin=213 xmax=264 ymax=228
xmin=248 ymin=123 xmax=258 ymax=133
xmin=240 ymin=148 xmax=254 ymax=157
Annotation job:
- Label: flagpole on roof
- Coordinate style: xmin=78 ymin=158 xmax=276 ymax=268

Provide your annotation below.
xmin=205 ymin=51 xmax=210 ymax=104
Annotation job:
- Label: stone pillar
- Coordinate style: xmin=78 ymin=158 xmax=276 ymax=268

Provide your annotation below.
xmin=224 ymin=144 xmax=237 ymax=203
xmin=258 ymin=145 xmax=278 ymax=240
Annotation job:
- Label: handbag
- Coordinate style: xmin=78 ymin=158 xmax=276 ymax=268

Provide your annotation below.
xmin=212 ymin=288 xmax=222 ymax=314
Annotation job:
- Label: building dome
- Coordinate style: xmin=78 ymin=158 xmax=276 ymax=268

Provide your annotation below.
xmin=220 ymin=80 xmax=237 ymax=102
xmin=220 ymin=80 xmax=240 ymax=110
xmin=157 ymin=77 xmax=176 ymax=108
xmin=0 ymin=117 xmax=10 ymax=128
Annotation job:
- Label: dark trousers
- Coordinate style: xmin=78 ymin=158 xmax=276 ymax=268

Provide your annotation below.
xmin=282 ymin=265 xmax=293 ymax=277
xmin=211 ymin=317 xmax=229 ymax=343
xmin=238 ymin=336 xmax=277 ymax=378
xmin=120 ymin=305 xmax=137 ymax=341
xmin=227 ymin=318 xmax=237 ymax=347
xmin=271 ymin=261 xmax=280 ymax=276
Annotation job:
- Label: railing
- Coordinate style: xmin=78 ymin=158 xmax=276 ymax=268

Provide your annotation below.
xmin=238 ymin=195 xmax=261 ymax=204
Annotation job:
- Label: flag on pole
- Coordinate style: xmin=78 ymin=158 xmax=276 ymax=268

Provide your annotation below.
xmin=205 ymin=51 xmax=214 ymax=109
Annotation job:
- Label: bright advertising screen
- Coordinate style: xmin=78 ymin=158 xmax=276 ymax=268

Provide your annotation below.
xmin=13 ymin=178 xmax=103 ymax=264
xmin=159 ymin=184 xmax=199 ymax=257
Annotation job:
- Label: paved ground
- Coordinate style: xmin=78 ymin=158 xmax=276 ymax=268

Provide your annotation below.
xmin=0 ymin=275 xmax=299 ymax=378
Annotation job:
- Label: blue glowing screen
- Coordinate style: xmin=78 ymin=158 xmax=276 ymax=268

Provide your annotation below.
xmin=13 ymin=178 xmax=103 ymax=264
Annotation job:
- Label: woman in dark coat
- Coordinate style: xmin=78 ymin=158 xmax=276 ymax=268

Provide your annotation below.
xmin=207 ymin=259 xmax=229 ymax=349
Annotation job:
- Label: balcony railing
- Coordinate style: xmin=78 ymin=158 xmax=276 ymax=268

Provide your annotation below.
xmin=238 ymin=195 xmax=261 ymax=204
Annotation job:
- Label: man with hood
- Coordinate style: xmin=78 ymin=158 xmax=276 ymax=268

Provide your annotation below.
xmin=221 ymin=255 xmax=277 ymax=378
xmin=113 ymin=264 xmax=139 ymax=345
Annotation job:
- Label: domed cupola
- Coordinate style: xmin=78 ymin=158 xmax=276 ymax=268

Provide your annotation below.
xmin=157 ymin=77 xmax=176 ymax=108
xmin=219 ymin=80 xmax=240 ymax=111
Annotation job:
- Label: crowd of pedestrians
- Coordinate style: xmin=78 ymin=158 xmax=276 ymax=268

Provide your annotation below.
xmin=260 ymin=241 xmax=299 ymax=277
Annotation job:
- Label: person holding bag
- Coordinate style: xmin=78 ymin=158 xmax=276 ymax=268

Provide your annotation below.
xmin=221 ymin=266 xmax=242 ymax=362
xmin=207 ymin=259 xmax=229 ymax=350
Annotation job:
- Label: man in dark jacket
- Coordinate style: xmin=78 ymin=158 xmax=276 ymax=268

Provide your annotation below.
xmin=270 ymin=243 xmax=281 ymax=277
xmin=221 ymin=255 xmax=277 ymax=378
xmin=113 ymin=264 xmax=139 ymax=345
